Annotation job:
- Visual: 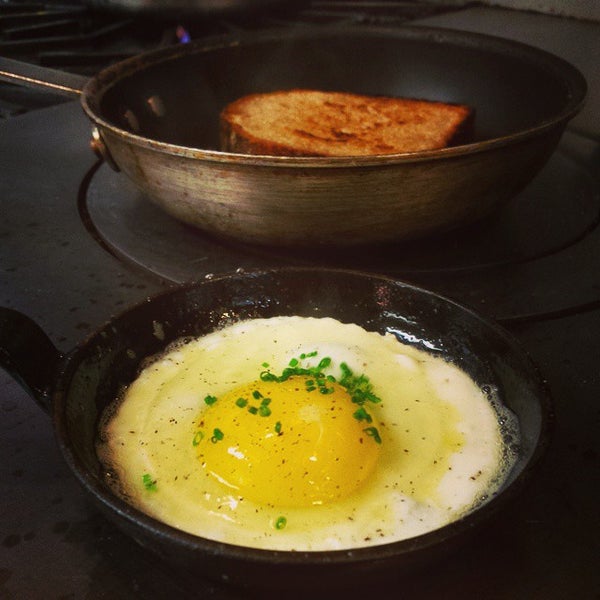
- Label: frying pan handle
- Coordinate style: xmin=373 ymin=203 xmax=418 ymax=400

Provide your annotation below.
xmin=0 ymin=308 xmax=63 ymax=414
xmin=0 ymin=56 xmax=86 ymax=99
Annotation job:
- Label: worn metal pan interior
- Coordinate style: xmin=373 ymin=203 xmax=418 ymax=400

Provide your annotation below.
xmin=83 ymin=25 xmax=585 ymax=155
xmin=80 ymin=25 xmax=586 ymax=246
xmin=54 ymin=268 xmax=552 ymax=590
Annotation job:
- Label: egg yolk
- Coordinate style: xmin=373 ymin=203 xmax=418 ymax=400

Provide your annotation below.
xmin=194 ymin=376 xmax=381 ymax=508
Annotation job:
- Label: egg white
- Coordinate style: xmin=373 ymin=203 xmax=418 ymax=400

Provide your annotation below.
xmin=97 ymin=316 xmax=515 ymax=551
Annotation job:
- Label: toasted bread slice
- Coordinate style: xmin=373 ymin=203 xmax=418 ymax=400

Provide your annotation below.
xmin=219 ymin=89 xmax=473 ymax=157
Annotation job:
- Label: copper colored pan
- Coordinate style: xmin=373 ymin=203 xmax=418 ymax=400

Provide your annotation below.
xmin=0 ymin=25 xmax=587 ymax=246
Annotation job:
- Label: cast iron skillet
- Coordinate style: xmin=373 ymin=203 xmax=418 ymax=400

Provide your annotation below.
xmin=0 ymin=268 xmax=552 ymax=591
xmin=0 ymin=25 xmax=587 ymax=246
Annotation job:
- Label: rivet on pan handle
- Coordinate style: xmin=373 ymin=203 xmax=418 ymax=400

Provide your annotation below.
xmin=91 ymin=128 xmax=120 ymax=172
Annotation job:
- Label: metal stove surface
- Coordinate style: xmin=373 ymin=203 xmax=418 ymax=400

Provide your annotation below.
xmin=1 ymin=6 xmax=599 ymax=600
xmin=84 ymin=135 xmax=599 ymax=323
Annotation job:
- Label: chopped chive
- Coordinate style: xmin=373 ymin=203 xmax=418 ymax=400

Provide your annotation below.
xmin=337 ymin=362 xmax=382 ymax=406
xmin=351 ymin=391 xmax=366 ymax=404
xmin=258 ymin=405 xmax=272 ymax=417
xmin=365 ymin=392 xmax=382 ymax=404
xmin=363 ymin=427 xmax=382 ymax=444
xmin=340 ymin=362 xmax=352 ymax=377
xmin=278 ymin=367 xmax=294 ymax=381
xmin=204 ymin=394 xmax=218 ymax=406
xmin=260 ymin=371 xmax=277 ymax=382
xmin=211 ymin=428 xmax=224 ymax=443
xmin=353 ymin=406 xmax=372 ymax=423
xmin=142 ymin=473 xmax=157 ymax=492
xmin=192 ymin=430 xmax=204 ymax=446
xmin=274 ymin=516 xmax=287 ymax=530
xmin=220 ymin=352 xmax=382 ymax=444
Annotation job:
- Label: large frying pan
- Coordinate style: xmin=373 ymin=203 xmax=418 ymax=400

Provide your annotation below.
xmin=0 ymin=25 xmax=586 ymax=246
xmin=0 ymin=268 xmax=551 ymax=591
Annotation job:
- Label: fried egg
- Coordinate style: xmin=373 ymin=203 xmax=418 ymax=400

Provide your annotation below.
xmin=97 ymin=316 xmax=517 ymax=551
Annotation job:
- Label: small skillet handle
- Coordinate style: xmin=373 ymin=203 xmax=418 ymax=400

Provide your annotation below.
xmin=0 ymin=308 xmax=63 ymax=414
xmin=0 ymin=56 xmax=86 ymax=99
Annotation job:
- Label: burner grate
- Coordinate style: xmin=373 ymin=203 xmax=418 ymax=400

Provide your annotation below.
xmin=0 ymin=0 xmax=458 ymax=116
xmin=0 ymin=1 xmax=139 ymax=115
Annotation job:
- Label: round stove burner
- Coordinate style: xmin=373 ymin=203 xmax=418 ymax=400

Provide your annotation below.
xmin=83 ymin=148 xmax=599 ymax=322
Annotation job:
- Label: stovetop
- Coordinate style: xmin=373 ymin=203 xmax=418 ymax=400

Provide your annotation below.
xmin=83 ymin=136 xmax=600 ymax=323
xmin=1 ymin=4 xmax=599 ymax=599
